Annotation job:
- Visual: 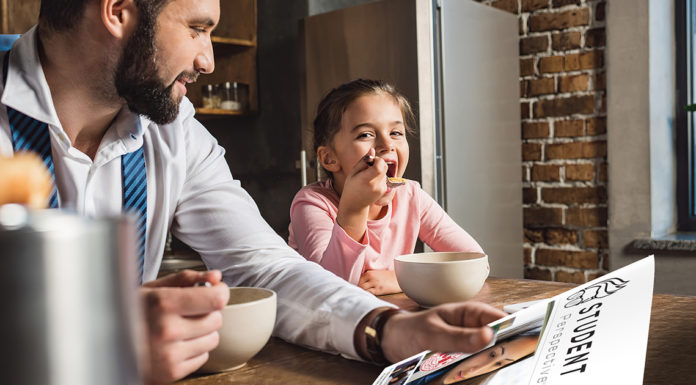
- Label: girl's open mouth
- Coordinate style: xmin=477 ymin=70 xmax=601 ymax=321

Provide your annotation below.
xmin=386 ymin=162 xmax=397 ymax=178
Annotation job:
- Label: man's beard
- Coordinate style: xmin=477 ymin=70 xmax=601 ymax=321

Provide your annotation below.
xmin=113 ymin=6 xmax=197 ymax=125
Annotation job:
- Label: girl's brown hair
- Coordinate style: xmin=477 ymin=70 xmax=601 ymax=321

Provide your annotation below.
xmin=313 ymin=79 xmax=416 ymax=178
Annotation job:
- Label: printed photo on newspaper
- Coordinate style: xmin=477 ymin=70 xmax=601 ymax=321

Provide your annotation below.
xmin=372 ymin=300 xmax=554 ymax=385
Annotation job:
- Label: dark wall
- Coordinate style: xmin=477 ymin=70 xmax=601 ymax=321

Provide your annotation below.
xmin=202 ymin=1 xmax=309 ymax=240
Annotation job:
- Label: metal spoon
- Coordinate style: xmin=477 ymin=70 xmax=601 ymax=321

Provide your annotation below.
xmin=362 ymin=154 xmax=405 ymax=188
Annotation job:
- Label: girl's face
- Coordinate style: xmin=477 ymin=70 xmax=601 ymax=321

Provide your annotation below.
xmin=442 ymin=336 xmax=538 ymax=384
xmin=328 ymin=93 xmax=410 ymax=206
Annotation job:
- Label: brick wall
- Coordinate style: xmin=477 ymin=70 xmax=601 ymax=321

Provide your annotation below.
xmin=474 ymin=0 xmax=608 ymax=283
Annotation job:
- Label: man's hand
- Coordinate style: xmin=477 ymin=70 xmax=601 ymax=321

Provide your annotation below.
xmin=379 ymin=302 xmax=507 ymax=363
xmin=141 ymin=270 xmax=229 ymax=384
xmin=358 ymin=270 xmax=401 ymax=295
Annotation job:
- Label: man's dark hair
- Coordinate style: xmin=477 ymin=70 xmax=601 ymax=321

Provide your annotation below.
xmin=39 ymin=0 xmax=170 ymax=32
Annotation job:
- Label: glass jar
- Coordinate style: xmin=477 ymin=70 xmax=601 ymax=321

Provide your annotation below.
xmin=201 ymin=84 xmax=220 ymax=109
xmin=218 ymin=82 xmax=248 ymax=112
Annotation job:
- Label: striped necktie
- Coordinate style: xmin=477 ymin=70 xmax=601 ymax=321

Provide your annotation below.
xmin=3 ymin=50 xmax=148 ymax=283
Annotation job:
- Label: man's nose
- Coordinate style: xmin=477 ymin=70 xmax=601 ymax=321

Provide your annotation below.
xmin=195 ymin=39 xmax=215 ymax=74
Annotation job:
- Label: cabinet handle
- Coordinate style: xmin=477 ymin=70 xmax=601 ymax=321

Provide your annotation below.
xmin=300 ymin=150 xmax=307 ymax=187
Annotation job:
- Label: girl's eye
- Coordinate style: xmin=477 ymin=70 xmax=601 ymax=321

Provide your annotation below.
xmin=357 ymin=132 xmax=374 ymax=139
xmin=391 ymin=130 xmax=404 ymax=137
xmin=489 ymin=352 xmax=497 ymax=358
xmin=495 ymin=362 xmax=503 ymax=366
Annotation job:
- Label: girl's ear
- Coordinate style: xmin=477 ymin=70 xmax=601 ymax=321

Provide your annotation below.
xmin=317 ymin=146 xmax=340 ymax=173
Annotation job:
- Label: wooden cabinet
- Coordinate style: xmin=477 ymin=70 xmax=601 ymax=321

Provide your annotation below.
xmin=0 ymin=0 xmax=258 ymax=116
xmin=0 ymin=0 xmax=40 ymax=34
xmin=190 ymin=0 xmax=259 ymax=117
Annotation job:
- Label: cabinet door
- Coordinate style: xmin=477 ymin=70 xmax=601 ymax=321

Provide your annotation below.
xmin=0 ymin=0 xmax=40 ymax=34
xmin=300 ymin=0 xmax=434 ymax=189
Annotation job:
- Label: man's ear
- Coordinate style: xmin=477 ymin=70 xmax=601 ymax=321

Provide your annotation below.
xmin=101 ymin=0 xmax=138 ymax=39
xmin=317 ymin=146 xmax=340 ymax=173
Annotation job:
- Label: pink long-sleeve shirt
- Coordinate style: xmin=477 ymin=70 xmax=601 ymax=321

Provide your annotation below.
xmin=288 ymin=179 xmax=484 ymax=284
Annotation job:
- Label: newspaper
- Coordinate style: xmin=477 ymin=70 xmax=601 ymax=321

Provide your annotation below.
xmin=373 ymin=255 xmax=654 ymax=385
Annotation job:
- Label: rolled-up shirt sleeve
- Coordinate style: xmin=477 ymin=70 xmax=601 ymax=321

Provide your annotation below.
xmin=170 ymin=117 xmax=390 ymax=358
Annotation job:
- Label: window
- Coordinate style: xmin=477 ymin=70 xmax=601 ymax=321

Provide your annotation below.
xmin=677 ymin=0 xmax=696 ymax=230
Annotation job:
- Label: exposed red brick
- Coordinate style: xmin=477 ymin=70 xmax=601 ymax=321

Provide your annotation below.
xmin=539 ymin=56 xmax=564 ymax=73
xmin=598 ymin=161 xmax=608 ymax=182
xmin=529 ymin=77 xmax=555 ymax=96
xmin=492 ymin=0 xmax=519 ymax=14
xmin=522 ymin=142 xmax=542 ymax=161
xmin=523 ymin=187 xmax=538 ymax=204
xmin=596 ymin=2 xmax=605 ymax=22
xmin=565 ymin=163 xmax=595 ymax=181
xmin=546 ymin=141 xmax=606 ymax=160
xmin=523 ymin=121 xmax=550 ymax=138
xmin=566 ymin=207 xmax=608 ymax=227
xmin=525 ymin=229 xmax=544 ymax=243
xmin=601 ymin=252 xmax=609 ymax=270
xmin=520 ymin=58 xmax=536 ymax=77
xmin=599 ymin=94 xmax=607 ymax=113
xmin=534 ymin=95 xmax=594 ymax=118
xmin=555 ymin=119 xmax=584 ymax=137
xmin=523 ymin=166 xmax=529 ymax=182
xmin=552 ymin=31 xmax=581 ymax=51
xmin=524 ymin=207 xmax=564 ymax=226
xmin=520 ymin=35 xmax=549 ymax=55
xmin=532 ymin=164 xmax=561 ymax=181
xmin=528 ymin=8 xmax=590 ymax=32
xmin=536 ymin=248 xmax=598 ymax=269
xmin=585 ymin=28 xmax=606 ymax=48
xmin=545 ymin=227 xmax=578 ymax=245
xmin=524 ymin=246 xmax=533 ymax=264
xmin=583 ymin=229 xmax=608 ymax=248
xmin=559 ymin=74 xmax=589 ymax=93
xmin=556 ymin=270 xmax=586 ymax=284
xmin=565 ymin=51 xmax=604 ymax=71
xmin=521 ymin=80 xmax=528 ymax=97
xmin=586 ymin=117 xmax=606 ymax=135
xmin=521 ymin=102 xmax=530 ymax=119
xmin=525 ymin=267 xmax=553 ymax=281
xmin=553 ymin=0 xmax=581 ymax=7
xmin=521 ymin=0 xmax=550 ymax=13
xmin=541 ymin=186 xmax=606 ymax=204
xmin=593 ymin=72 xmax=606 ymax=91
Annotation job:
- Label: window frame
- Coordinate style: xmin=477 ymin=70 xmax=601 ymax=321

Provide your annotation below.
xmin=676 ymin=0 xmax=696 ymax=230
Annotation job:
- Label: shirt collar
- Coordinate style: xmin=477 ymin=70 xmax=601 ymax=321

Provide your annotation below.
xmin=1 ymin=26 xmax=62 ymax=128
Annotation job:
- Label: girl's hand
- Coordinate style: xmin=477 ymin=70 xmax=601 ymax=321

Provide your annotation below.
xmin=336 ymin=149 xmax=388 ymax=241
xmin=358 ymin=270 xmax=402 ymax=295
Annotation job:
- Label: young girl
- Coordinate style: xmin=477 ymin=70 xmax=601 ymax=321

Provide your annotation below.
xmin=288 ymin=79 xmax=483 ymax=295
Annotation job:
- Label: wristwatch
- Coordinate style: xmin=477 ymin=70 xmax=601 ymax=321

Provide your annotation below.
xmin=364 ymin=308 xmax=407 ymax=364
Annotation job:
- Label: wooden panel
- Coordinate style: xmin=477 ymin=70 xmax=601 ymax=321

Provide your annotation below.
xmin=300 ymin=0 xmax=425 ymax=184
xmin=0 ymin=0 xmax=40 ymax=34
xmin=215 ymin=0 xmax=257 ymax=44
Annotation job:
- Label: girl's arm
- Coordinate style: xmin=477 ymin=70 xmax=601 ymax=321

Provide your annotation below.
xmin=290 ymin=190 xmax=370 ymax=284
xmin=416 ymin=186 xmax=484 ymax=253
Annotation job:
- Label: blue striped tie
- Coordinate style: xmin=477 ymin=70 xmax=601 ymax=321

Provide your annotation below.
xmin=122 ymin=148 xmax=147 ymax=283
xmin=8 ymin=107 xmax=59 ymax=208
xmin=4 ymin=50 xmax=148 ymax=283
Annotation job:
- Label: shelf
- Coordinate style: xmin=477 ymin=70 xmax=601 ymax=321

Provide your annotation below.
xmin=195 ymin=108 xmax=249 ymax=116
xmin=211 ymin=35 xmax=256 ymax=47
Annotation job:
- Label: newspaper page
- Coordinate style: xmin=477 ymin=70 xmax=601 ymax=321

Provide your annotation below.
xmin=372 ymin=255 xmax=654 ymax=385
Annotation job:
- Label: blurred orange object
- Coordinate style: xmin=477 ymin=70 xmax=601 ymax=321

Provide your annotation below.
xmin=0 ymin=152 xmax=52 ymax=209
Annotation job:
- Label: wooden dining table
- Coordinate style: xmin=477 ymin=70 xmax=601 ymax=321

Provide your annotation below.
xmin=176 ymin=277 xmax=696 ymax=385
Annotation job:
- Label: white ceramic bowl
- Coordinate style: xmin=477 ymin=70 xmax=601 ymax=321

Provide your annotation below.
xmin=198 ymin=287 xmax=277 ymax=373
xmin=395 ymin=252 xmax=489 ymax=307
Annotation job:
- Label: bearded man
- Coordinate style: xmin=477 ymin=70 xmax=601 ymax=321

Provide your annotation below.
xmin=0 ymin=1 xmax=507 ymax=383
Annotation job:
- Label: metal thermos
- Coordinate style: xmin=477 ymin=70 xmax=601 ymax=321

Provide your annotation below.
xmin=0 ymin=205 xmax=143 ymax=385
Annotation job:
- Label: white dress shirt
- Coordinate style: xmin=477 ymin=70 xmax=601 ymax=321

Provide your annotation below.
xmin=0 ymin=27 xmax=392 ymax=359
